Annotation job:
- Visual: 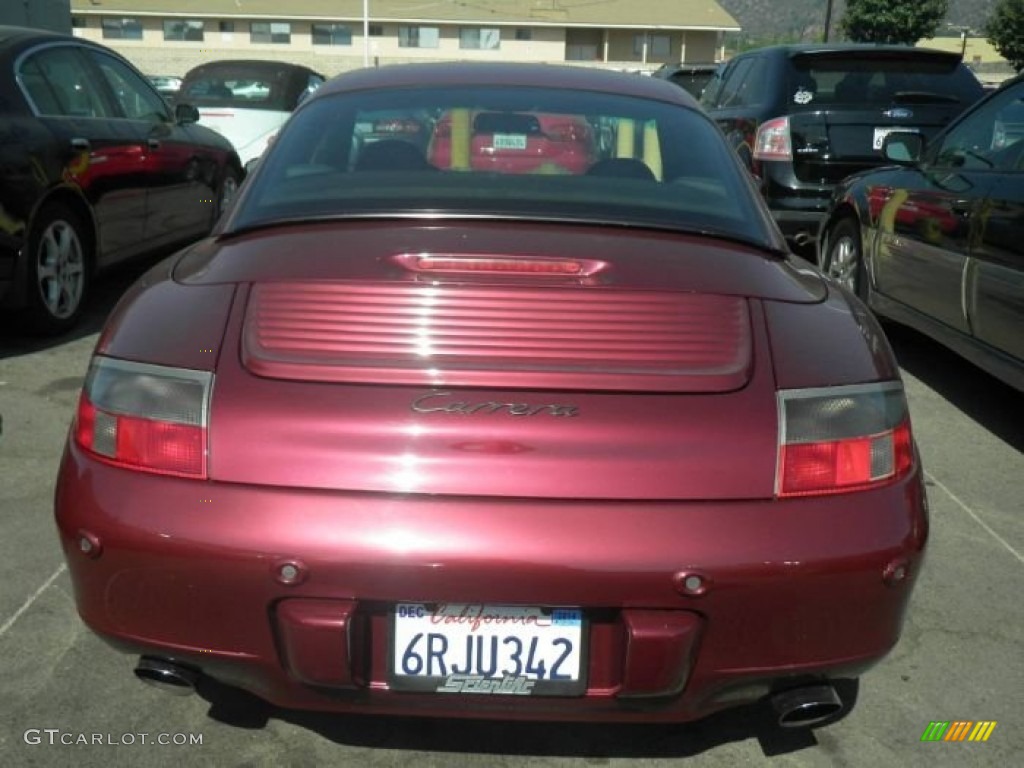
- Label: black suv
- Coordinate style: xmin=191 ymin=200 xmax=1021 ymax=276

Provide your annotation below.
xmin=700 ymin=44 xmax=984 ymax=247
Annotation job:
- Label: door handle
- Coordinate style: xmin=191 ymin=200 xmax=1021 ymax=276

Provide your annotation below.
xmin=950 ymin=201 xmax=974 ymax=217
xmin=147 ymin=138 xmax=162 ymax=150
xmin=70 ymin=137 xmax=90 ymax=151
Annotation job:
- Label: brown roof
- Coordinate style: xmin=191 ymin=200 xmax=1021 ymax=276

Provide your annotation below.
xmin=70 ymin=0 xmax=739 ymax=31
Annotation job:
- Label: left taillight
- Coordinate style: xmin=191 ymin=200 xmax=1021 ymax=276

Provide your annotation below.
xmin=776 ymin=382 xmax=914 ymax=498
xmin=753 ymin=116 xmax=792 ymax=161
xmin=74 ymin=356 xmax=212 ymax=479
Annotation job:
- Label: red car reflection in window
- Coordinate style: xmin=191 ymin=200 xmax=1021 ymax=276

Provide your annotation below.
xmin=429 ymin=111 xmax=597 ymax=174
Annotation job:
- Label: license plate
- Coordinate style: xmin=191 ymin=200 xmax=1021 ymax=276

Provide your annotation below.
xmin=492 ymin=133 xmax=527 ymax=150
xmin=873 ymin=126 xmax=918 ymax=150
xmin=390 ymin=603 xmax=585 ymax=696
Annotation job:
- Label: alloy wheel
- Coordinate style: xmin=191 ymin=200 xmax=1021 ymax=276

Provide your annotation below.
xmin=827 ymin=231 xmax=860 ymax=294
xmin=36 ymin=219 xmax=85 ymax=320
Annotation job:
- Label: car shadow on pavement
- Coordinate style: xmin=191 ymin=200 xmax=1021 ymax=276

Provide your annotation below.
xmin=883 ymin=322 xmax=1024 ymax=453
xmin=0 ymin=248 xmax=178 ymax=360
xmin=196 ymin=676 xmax=854 ymax=758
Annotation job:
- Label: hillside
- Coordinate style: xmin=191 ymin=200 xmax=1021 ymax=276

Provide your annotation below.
xmin=718 ymin=0 xmax=998 ymax=44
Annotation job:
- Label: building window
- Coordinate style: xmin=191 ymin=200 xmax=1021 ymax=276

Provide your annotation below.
xmin=219 ymin=21 xmax=235 ymax=33
xmin=312 ymin=24 xmax=353 ymax=46
xmin=251 ymin=22 xmax=291 ymax=44
xmin=633 ymin=34 xmax=671 ymax=57
xmin=71 ymin=16 xmax=86 ymax=29
xmin=101 ymin=18 xmax=143 ymax=40
xmin=460 ymin=28 xmax=500 ymax=50
xmin=566 ymin=44 xmax=599 ymax=61
xmin=163 ymin=20 xmax=204 ymax=42
xmin=368 ymin=24 xmax=384 ymax=37
xmin=399 ymin=26 xmax=439 ymax=48
xmin=515 ymin=28 xmax=531 ymax=41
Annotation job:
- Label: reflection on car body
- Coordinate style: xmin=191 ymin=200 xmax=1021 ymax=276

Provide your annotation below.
xmin=56 ymin=62 xmax=928 ymax=730
xmin=820 ymin=75 xmax=1024 ymax=391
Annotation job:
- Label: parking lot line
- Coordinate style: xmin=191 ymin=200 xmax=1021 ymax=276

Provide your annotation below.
xmin=0 ymin=563 xmax=66 ymax=639
xmin=926 ymin=470 xmax=1023 ymax=565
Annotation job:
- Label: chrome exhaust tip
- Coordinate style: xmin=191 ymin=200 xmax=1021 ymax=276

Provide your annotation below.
xmin=771 ymin=684 xmax=843 ymax=728
xmin=134 ymin=656 xmax=198 ymax=696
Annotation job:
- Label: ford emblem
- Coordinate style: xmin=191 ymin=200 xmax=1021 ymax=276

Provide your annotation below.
xmin=884 ymin=108 xmax=914 ymax=119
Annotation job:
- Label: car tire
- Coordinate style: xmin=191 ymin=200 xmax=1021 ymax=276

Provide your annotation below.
xmin=214 ymin=166 xmax=241 ymax=223
xmin=823 ymin=217 xmax=866 ymax=300
xmin=23 ymin=202 xmax=90 ymax=336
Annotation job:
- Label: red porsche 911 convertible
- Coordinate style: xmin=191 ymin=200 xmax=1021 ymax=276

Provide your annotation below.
xmin=55 ymin=62 xmax=928 ymax=730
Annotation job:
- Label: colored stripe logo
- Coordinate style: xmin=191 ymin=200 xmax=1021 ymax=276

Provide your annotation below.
xmin=921 ymin=721 xmax=997 ymax=742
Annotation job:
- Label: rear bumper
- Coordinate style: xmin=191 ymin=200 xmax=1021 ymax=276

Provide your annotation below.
xmin=770 ymin=209 xmax=828 ymax=243
xmin=55 ymin=441 xmax=928 ymax=722
xmin=758 ymin=163 xmax=834 ymax=243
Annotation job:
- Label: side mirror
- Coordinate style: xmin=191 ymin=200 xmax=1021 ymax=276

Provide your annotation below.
xmin=883 ymin=132 xmax=925 ymax=164
xmin=174 ymin=103 xmax=200 ymax=124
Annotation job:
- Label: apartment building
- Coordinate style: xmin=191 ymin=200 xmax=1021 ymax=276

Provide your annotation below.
xmin=69 ymin=0 xmax=739 ymax=77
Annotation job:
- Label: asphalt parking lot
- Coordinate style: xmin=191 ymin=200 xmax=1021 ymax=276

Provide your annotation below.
xmin=1 ymin=256 xmax=1021 ymax=767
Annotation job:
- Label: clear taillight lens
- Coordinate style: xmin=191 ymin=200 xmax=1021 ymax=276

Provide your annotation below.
xmin=74 ymin=357 xmax=212 ymax=478
xmin=777 ymin=382 xmax=914 ymax=497
xmin=753 ymin=116 xmax=792 ymax=161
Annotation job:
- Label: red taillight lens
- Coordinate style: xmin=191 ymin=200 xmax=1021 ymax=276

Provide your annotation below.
xmin=777 ymin=383 xmax=914 ymax=497
xmin=73 ymin=357 xmax=212 ymax=478
xmin=753 ymin=116 xmax=792 ymax=161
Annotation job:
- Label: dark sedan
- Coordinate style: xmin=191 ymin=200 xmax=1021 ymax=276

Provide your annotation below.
xmin=0 ymin=26 xmax=242 ymax=334
xmin=820 ymin=74 xmax=1024 ymax=392
xmin=56 ymin=62 xmax=927 ymax=729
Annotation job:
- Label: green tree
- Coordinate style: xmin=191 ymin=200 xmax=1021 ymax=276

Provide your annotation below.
xmin=986 ymin=0 xmax=1024 ymax=72
xmin=840 ymin=0 xmax=948 ymax=45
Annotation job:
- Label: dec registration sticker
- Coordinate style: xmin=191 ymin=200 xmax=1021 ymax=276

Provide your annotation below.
xmin=390 ymin=603 xmax=585 ymax=696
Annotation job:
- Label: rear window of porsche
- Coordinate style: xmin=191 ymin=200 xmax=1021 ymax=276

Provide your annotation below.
xmin=230 ymin=85 xmax=774 ymax=245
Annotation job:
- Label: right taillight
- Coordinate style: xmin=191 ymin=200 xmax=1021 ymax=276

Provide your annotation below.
xmin=74 ymin=356 xmax=212 ymax=478
xmin=776 ymin=382 xmax=914 ymax=497
xmin=753 ymin=116 xmax=792 ymax=161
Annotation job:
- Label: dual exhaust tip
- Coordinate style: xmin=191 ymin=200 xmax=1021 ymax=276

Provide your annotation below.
xmin=133 ymin=656 xmax=843 ymax=729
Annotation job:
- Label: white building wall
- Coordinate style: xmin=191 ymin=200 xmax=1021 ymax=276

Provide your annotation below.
xmin=72 ymin=15 xmax=718 ymax=77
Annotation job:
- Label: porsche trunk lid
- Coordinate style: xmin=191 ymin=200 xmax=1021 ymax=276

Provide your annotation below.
xmin=194 ymin=221 xmax=811 ymax=500
xmin=242 ymin=281 xmax=752 ymax=393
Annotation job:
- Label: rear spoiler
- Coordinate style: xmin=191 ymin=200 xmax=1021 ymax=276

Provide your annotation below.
xmin=790 ymin=47 xmax=963 ymax=65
